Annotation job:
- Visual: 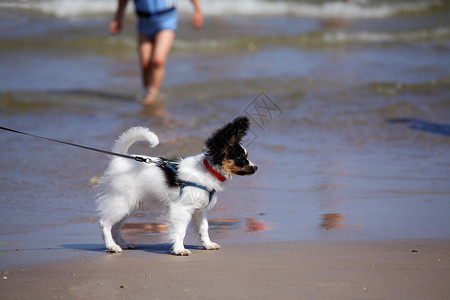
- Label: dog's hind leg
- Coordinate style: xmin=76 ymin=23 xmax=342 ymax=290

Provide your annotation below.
xmin=193 ymin=209 xmax=220 ymax=250
xmin=99 ymin=218 xmax=123 ymax=253
xmin=112 ymin=218 xmax=136 ymax=250
xmin=98 ymin=196 xmax=136 ymax=253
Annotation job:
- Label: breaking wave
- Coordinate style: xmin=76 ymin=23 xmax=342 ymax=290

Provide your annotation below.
xmin=0 ymin=0 xmax=444 ymax=19
xmin=172 ymin=25 xmax=450 ymax=52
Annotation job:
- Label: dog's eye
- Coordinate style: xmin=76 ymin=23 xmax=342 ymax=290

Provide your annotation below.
xmin=238 ymin=156 xmax=249 ymax=165
xmin=231 ymin=156 xmax=246 ymax=167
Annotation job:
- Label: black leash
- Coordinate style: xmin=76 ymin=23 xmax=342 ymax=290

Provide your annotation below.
xmin=1 ymin=125 xmax=216 ymax=207
xmin=0 ymin=126 xmax=153 ymax=164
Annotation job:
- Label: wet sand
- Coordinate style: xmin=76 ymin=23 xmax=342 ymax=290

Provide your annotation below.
xmin=1 ymin=239 xmax=449 ymax=300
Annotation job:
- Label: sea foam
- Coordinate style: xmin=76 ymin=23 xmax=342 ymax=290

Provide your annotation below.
xmin=0 ymin=0 xmax=442 ymax=19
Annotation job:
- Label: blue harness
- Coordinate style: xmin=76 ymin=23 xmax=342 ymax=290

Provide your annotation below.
xmin=164 ymin=161 xmax=216 ymax=205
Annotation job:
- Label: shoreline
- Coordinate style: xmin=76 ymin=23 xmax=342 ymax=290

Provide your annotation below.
xmin=1 ymin=238 xmax=449 ymax=299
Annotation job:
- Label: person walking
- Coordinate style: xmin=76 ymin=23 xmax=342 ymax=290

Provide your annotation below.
xmin=109 ymin=0 xmax=203 ymax=106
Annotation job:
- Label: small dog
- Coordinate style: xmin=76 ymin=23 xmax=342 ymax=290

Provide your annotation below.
xmin=96 ymin=116 xmax=258 ymax=255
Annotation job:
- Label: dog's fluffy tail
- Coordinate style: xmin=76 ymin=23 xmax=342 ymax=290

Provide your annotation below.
xmin=112 ymin=126 xmax=159 ymax=154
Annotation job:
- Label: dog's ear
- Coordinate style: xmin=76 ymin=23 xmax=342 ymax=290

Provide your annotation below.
xmin=205 ymin=116 xmax=250 ymax=161
xmin=224 ymin=116 xmax=250 ymax=145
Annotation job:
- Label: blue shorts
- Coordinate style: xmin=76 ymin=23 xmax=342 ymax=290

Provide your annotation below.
xmin=137 ymin=9 xmax=177 ymax=37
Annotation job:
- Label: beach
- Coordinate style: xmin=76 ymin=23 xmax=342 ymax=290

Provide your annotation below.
xmin=1 ymin=0 xmax=450 ymax=298
xmin=1 ymin=240 xmax=449 ymax=300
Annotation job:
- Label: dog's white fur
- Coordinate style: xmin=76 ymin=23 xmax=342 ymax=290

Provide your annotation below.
xmin=96 ymin=127 xmax=228 ymax=255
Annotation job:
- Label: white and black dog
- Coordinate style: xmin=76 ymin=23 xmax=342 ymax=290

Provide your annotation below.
xmin=96 ymin=116 xmax=257 ymax=255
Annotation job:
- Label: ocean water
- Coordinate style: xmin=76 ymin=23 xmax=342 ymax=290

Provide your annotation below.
xmin=0 ymin=0 xmax=449 ymax=247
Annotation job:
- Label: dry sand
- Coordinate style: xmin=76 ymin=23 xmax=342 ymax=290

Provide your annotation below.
xmin=1 ymin=239 xmax=449 ymax=300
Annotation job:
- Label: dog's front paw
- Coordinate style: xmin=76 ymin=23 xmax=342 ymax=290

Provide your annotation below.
xmin=171 ymin=248 xmax=192 ymax=256
xmin=107 ymin=244 xmax=123 ymax=253
xmin=203 ymin=242 xmax=221 ymax=250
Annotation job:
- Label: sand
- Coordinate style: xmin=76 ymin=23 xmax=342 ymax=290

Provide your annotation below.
xmin=1 ymin=239 xmax=449 ymax=300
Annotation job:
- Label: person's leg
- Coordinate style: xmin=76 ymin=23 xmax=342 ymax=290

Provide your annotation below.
xmin=141 ymin=30 xmax=175 ymax=105
xmin=138 ymin=33 xmax=154 ymax=94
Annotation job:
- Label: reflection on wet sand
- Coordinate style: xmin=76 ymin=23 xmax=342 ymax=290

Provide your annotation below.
xmin=140 ymin=99 xmax=165 ymax=118
xmin=209 ymin=217 xmax=267 ymax=233
xmin=245 ymin=218 xmax=267 ymax=232
xmin=320 ymin=213 xmax=346 ymax=230
xmin=120 ymin=217 xmax=268 ymax=236
xmin=122 ymin=223 xmax=168 ymax=235
xmin=320 ymin=213 xmax=364 ymax=234
xmin=120 ymin=218 xmax=268 ymax=236
xmin=208 ymin=218 xmax=240 ymax=230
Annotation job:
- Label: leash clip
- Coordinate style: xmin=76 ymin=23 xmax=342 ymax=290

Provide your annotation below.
xmin=135 ymin=156 xmax=152 ymax=164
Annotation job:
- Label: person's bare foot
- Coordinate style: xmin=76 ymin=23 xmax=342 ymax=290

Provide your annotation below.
xmin=141 ymin=99 xmax=165 ymax=117
xmin=140 ymin=89 xmax=158 ymax=106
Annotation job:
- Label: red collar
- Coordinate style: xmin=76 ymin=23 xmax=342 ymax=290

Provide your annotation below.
xmin=203 ymin=158 xmax=227 ymax=182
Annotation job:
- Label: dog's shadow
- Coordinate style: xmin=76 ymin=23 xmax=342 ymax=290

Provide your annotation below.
xmin=139 ymin=243 xmax=204 ymax=254
xmin=61 ymin=243 xmax=203 ymax=255
xmin=61 ymin=244 xmax=110 ymax=253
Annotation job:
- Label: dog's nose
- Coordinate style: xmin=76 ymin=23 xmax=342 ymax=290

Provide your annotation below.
xmin=253 ymin=165 xmax=258 ymax=172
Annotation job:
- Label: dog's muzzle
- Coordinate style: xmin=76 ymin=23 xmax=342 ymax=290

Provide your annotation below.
xmin=237 ymin=164 xmax=258 ymax=176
